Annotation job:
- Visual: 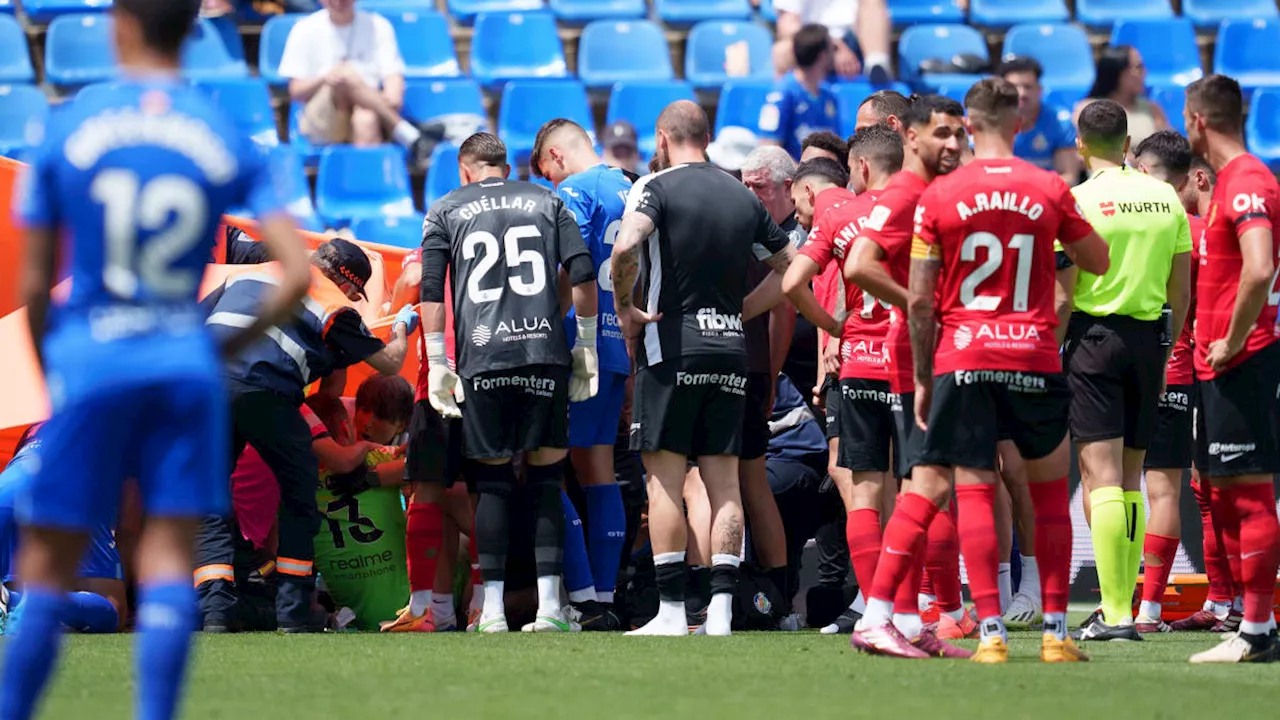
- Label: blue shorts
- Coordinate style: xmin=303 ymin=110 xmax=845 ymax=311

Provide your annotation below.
xmin=0 ymin=508 xmax=120 ymax=582
xmin=568 ymin=371 xmax=628 ymax=448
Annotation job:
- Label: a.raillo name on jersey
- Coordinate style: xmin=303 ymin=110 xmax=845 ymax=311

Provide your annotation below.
xmin=470 ymin=315 xmax=554 ymax=347
xmin=455 ymin=194 xmax=540 ymax=221
xmin=954 ymin=191 xmax=1046 ymax=221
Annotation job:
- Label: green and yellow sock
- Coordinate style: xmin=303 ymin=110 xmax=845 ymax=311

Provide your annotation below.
xmin=1123 ymin=490 xmax=1146 ymax=615
xmin=1090 ymin=486 xmax=1131 ymax=626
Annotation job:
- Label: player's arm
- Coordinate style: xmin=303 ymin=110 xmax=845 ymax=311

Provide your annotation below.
xmin=845 ymin=236 xmax=907 ymax=309
xmin=419 ymin=209 xmax=464 ymax=416
xmin=1054 ymin=178 xmax=1111 ymax=277
xmin=556 ymin=188 xmax=596 ymax=319
xmin=1218 ymin=226 xmax=1275 ymax=357
xmin=612 ymin=211 xmax=656 ymax=323
xmin=1053 ymin=252 xmax=1078 ymax=346
xmin=768 ymin=298 xmax=796 ymax=386
xmin=781 ymin=254 xmax=840 ymax=334
xmin=19 ymin=225 xmax=57 ymax=369
xmin=1166 ymin=249 xmax=1192 ymax=362
xmin=906 ymin=241 xmax=940 ymax=387
xmin=318 ymin=369 xmax=347 ymax=398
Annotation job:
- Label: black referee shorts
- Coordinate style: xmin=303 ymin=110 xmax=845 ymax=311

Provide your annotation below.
xmin=631 ymin=354 xmax=747 ymax=457
xmin=1064 ymin=312 xmax=1165 ymax=449
xmin=404 ymin=399 xmax=466 ymax=487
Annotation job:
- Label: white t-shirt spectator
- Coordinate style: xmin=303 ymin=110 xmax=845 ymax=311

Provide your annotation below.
xmin=278 ymin=9 xmax=405 ymax=89
xmin=774 ymin=0 xmax=858 ymax=37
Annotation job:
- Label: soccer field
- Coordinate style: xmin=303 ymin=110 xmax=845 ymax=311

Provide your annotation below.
xmin=31 ymin=630 xmax=1280 ymax=720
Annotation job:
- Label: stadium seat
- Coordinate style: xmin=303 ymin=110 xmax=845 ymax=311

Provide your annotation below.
xmin=0 ymin=1 xmax=12 ymax=13
xmin=182 ymin=18 xmax=249 ymax=80
xmin=287 ymin=102 xmax=320 ymax=167
xmin=832 ymin=80 xmax=913 ymax=137
xmin=402 ymin=78 xmax=485 ymax=124
xmin=1002 ymin=24 xmax=1095 ymax=100
xmin=685 ymin=21 xmax=774 ymax=88
xmin=1182 ymin=0 xmax=1279 ymax=28
xmin=425 ymin=144 xmax=462 ymax=206
xmin=206 ymin=15 xmax=246 ymax=63
xmin=469 ymin=12 xmax=568 ymax=88
xmin=382 ymin=10 xmax=461 ymax=78
xmin=1111 ymin=19 xmax=1202 ymax=87
xmin=886 ymin=0 xmax=966 ymax=25
xmin=0 ymin=16 xmax=34 ymax=84
xmin=1214 ymin=19 xmax=1280 ymax=96
xmin=757 ymin=0 xmax=775 ymax=22
xmin=1148 ymin=85 xmax=1187 ymax=135
xmin=44 ymin=14 xmax=116 ymax=88
xmin=0 ymin=85 xmax=48 ymax=159
xmin=498 ymin=79 xmax=593 ymax=163
xmin=1076 ymin=0 xmax=1173 ymax=26
xmin=448 ymin=0 xmax=544 ymax=25
xmin=272 ymin=145 xmax=325 ymax=232
xmin=897 ymin=23 xmax=987 ymax=88
xmin=196 ymin=78 xmax=279 ymax=148
xmin=608 ymin=80 xmax=697 ymax=156
xmin=1246 ymin=89 xmax=1280 ymax=171
xmin=74 ymin=81 xmax=120 ymax=105
xmin=352 ymin=214 xmax=427 ymax=249
xmin=316 ymin=145 xmax=416 ymax=226
xmin=969 ymin=0 xmax=1067 ymax=27
xmin=361 ymin=0 xmax=436 ymax=9
xmin=259 ymin=14 xmax=303 ymax=87
xmin=578 ymin=21 xmax=674 ymax=88
xmin=20 ymin=0 xmax=111 ymax=23
xmin=716 ymin=79 xmax=772 ymax=134
xmin=549 ymin=0 xmax=645 ymax=22
xmin=656 ymin=0 xmax=752 ymax=24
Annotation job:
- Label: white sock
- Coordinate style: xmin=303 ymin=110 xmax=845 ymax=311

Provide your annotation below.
xmin=1019 ymin=555 xmax=1041 ymax=602
xmin=850 ymin=590 xmax=867 ymax=614
xmin=863 ymin=52 xmax=891 ymax=71
xmin=482 ymin=580 xmax=505 ymax=618
xmin=708 ymin=593 xmax=733 ymax=624
xmin=657 ymin=599 xmax=685 ymax=623
xmin=409 ymin=590 xmax=432 ymax=617
xmin=469 ymin=584 xmax=483 ymax=613
xmin=943 ymin=608 xmax=964 ymax=622
xmin=392 ymin=120 xmax=421 ymax=147
xmin=1241 ymin=619 xmax=1271 ymax=635
xmin=997 ymin=563 xmax=1012 ymax=612
xmin=431 ymin=594 xmax=455 ymax=622
xmin=1042 ymin=612 xmax=1067 ymax=640
xmin=568 ymin=587 xmax=597 ymax=604
xmin=536 ymin=575 xmax=562 ymax=614
xmin=1138 ymin=600 xmax=1162 ymax=621
xmin=918 ymin=593 xmax=936 ymax=613
xmin=979 ymin=616 xmax=1008 ymax=642
xmin=861 ymin=597 xmax=893 ymax=628
xmin=892 ymin=612 xmax=923 ymax=640
xmin=597 ymin=590 xmax=614 ymax=604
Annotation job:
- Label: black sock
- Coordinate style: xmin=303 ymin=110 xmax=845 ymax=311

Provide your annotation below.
xmin=765 ymin=566 xmax=791 ymax=615
xmin=473 ymin=464 xmax=515 ymax=583
xmin=528 ymin=463 xmax=566 ymax=577
xmin=710 ymin=564 xmax=739 ymax=598
xmin=687 ymin=566 xmax=711 ymax=610
xmin=655 ymin=558 xmax=688 ymax=604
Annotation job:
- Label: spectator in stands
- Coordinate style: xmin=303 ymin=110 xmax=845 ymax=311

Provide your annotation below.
xmin=278 ymin=0 xmax=431 ymax=168
xmin=772 ymin=0 xmax=892 ymax=83
xmin=799 ymin=130 xmax=848 ymax=166
xmin=759 ymin=24 xmax=841 ymax=160
xmin=1074 ymin=46 xmax=1168 ymax=157
xmin=601 ymin=121 xmax=642 ymax=179
xmin=999 ymin=57 xmax=1083 ymax=186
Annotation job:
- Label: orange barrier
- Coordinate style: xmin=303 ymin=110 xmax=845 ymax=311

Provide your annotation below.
xmin=1134 ymin=574 xmax=1280 ymax=621
xmin=1 ymin=156 xmax=25 ymax=320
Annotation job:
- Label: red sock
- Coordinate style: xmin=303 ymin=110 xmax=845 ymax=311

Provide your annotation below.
xmin=406 ymin=502 xmax=444 ymax=592
xmin=869 ymin=493 xmax=937 ymax=605
xmin=925 ymin=510 xmax=962 ymax=613
xmin=846 ymin=509 xmax=882 ymax=594
xmin=955 ymin=484 xmax=1001 ymax=621
xmin=1194 ymin=478 xmax=1235 ymax=602
xmin=894 ymin=545 xmax=925 ymax=614
xmin=919 ymin=568 xmax=934 ymax=598
xmin=1211 ymin=484 xmax=1244 ymax=598
xmin=1229 ymin=483 xmax=1280 ymax=627
xmin=1140 ymin=533 xmax=1180 ymax=605
xmin=1028 ymin=478 xmax=1072 ymax=616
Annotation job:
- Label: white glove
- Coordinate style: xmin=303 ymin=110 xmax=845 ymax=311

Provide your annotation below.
xmin=570 ymin=314 xmax=600 ymax=402
xmin=424 ymin=333 xmax=463 ymax=419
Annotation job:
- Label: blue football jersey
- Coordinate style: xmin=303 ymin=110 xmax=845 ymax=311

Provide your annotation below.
xmin=1013 ymin=102 xmax=1077 ymax=171
xmin=757 ymin=75 xmax=841 ymax=159
xmin=558 ymin=164 xmax=632 ymax=376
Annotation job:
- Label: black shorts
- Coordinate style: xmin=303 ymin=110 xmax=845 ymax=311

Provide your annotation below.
xmin=1064 ymin=313 xmax=1165 ymax=449
xmin=631 ymin=354 xmax=747 ymax=457
xmin=823 ymin=377 xmax=840 ymax=441
xmin=1143 ymin=384 xmax=1195 ymax=470
xmin=740 ymin=373 xmax=772 ymax=461
xmin=460 ymin=365 xmax=570 ymax=460
xmin=1197 ymin=341 xmax=1280 ymax=477
xmin=891 ymin=390 xmax=923 ymax=479
xmin=837 ymin=378 xmax=895 ymax=473
xmin=405 ymin=399 xmax=465 ymax=486
xmin=917 ymin=370 xmax=1070 ymax=471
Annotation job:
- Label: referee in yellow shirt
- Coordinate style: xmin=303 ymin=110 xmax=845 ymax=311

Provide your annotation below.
xmin=1063 ymin=100 xmax=1193 ymax=642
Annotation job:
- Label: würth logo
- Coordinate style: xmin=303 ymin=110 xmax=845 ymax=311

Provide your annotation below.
xmin=1100 ymin=201 xmax=1116 ymax=217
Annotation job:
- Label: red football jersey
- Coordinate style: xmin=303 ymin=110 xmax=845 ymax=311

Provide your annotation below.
xmin=803 ymin=190 xmax=892 ymax=380
xmin=855 ymin=170 xmax=929 ymax=392
xmin=808 ymin=188 xmax=858 ymax=350
xmin=913 ymin=158 xmax=1094 ymax=375
xmin=1165 ymin=214 xmax=1203 ymax=386
xmin=1194 ymin=153 xmax=1280 ymax=380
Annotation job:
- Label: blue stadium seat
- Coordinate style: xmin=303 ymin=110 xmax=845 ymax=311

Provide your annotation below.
xmin=73 ymin=80 xmax=119 ymax=105
xmin=196 ymin=78 xmax=279 ymax=148
xmin=757 ymin=0 xmax=775 ymax=22
xmin=685 ymin=21 xmax=773 ymax=88
xmin=44 ymin=14 xmax=115 ymax=88
xmin=0 ymin=16 xmax=33 ymax=83
xmin=1214 ymin=19 xmax=1280 ymax=96
xmin=887 ymin=0 xmax=966 ymax=25
xmin=287 ymin=102 xmax=320 ymax=167
xmin=1076 ymin=0 xmax=1172 ymax=26
xmin=1246 ymin=89 xmax=1280 ymax=171
xmin=20 ymin=0 xmax=111 ymax=23
xmin=657 ymin=0 xmax=752 ymax=24
xmin=716 ymin=79 xmax=772 ymax=134
xmin=549 ymin=0 xmax=645 ymax=22
xmin=1002 ymin=24 xmax=1095 ymax=100
xmin=1182 ymin=0 xmax=1279 ymax=28
xmin=832 ymin=80 xmax=912 ymax=136
xmin=382 ymin=10 xmax=461 ymax=78
xmin=448 ymin=0 xmax=544 ymax=25
xmin=0 ymin=85 xmax=48 ymax=159
xmin=259 ymin=14 xmax=303 ymax=88
xmin=498 ymin=79 xmax=593 ymax=163
xmin=240 ymin=146 xmax=324 ymax=232
xmin=316 ymin=145 xmax=415 ymax=226
xmin=0 ymin=1 xmax=13 ymax=13
xmin=206 ymin=15 xmax=245 ymax=63
xmin=361 ymin=0 xmax=437 ymax=9
xmin=182 ymin=18 xmax=249 ymax=80
xmin=1148 ymin=85 xmax=1187 ymax=135
xmin=425 ymin=144 xmax=461 ymax=206
xmin=470 ymin=12 xmax=568 ymax=88
xmin=402 ymin=78 xmax=485 ymax=123
xmin=608 ymin=80 xmax=697 ymax=156
xmin=897 ymin=23 xmax=986 ymax=87
xmin=931 ymin=81 xmax=974 ymax=105
xmin=352 ymin=213 xmax=427 ymax=249
xmin=578 ymin=21 xmax=673 ymax=88
xmin=969 ymin=0 xmax=1067 ymax=27
xmin=1111 ymin=19 xmax=1201 ymax=87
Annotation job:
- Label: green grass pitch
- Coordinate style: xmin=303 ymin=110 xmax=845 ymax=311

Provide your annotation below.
xmin=23 ymin=630 xmax=1280 ymax=719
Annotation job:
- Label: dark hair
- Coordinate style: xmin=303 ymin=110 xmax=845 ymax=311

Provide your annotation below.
xmin=656 ymin=100 xmax=710 ymax=148
xmin=800 ymin=130 xmax=849 ymax=166
xmin=1077 ymin=99 xmax=1129 ymax=156
xmin=904 ymin=94 xmax=964 ymax=129
xmin=1190 ymin=154 xmax=1217 ymax=186
xmin=858 ymin=90 xmax=911 ymax=125
xmin=793 ymin=24 xmax=831 ymax=69
xmin=1088 ymin=45 xmax=1134 ymax=100
xmin=848 ymin=124 xmax=904 ymax=174
xmin=964 ymin=77 xmax=1020 ymax=131
xmin=459 ymin=132 xmax=508 ymax=167
xmin=1186 ymin=74 xmax=1244 ymax=135
xmin=997 ymin=56 xmax=1043 ymax=82
xmin=1133 ymin=130 xmax=1192 ymax=176
xmin=354 ymin=374 xmax=414 ymax=426
xmin=791 ymin=157 xmax=849 ymax=189
xmin=116 ymin=0 xmax=200 ymax=55
xmin=304 ymin=393 xmax=351 ymax=438
xmin=530 ymin=118 xmax=590 ymax=180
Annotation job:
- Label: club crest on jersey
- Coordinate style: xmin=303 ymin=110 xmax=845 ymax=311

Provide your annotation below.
xmin=470 ymin=317 xmax=553 ymax=346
